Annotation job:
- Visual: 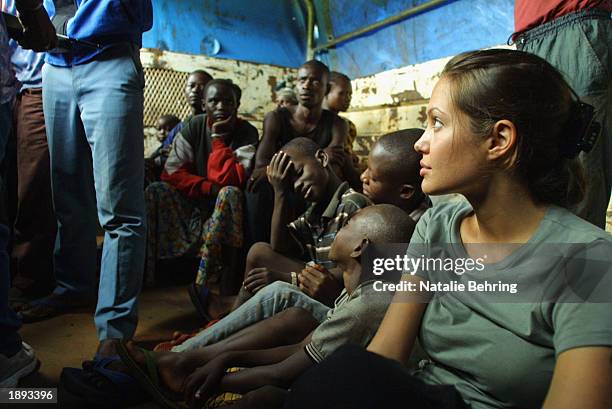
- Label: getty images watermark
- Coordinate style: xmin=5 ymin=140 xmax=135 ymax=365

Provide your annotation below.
xmin=360 ymin=243 xmax=612 ymax=303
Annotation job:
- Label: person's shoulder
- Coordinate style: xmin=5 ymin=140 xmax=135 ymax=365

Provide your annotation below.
xmin=542 ymin=206 xmax=612 ymax=243
xmin=328 ymin=110 xmax=346 ymax=125
xmin=422 ymin=195 xmax=470 ymax=222
xmin=409 ymin=196 xmax=470 ymax=243
xmin=341 ymin=281 xmax=393 ymax=313
xmin=182 ymin=114 xmax=207 ymax=134
xmin=177 ymin=114 xmax=206 ymax=142
xmin=340 ymin=189 xmax=372 ymax=210
xmin=236 ymin=117 xmax=258 ymax=133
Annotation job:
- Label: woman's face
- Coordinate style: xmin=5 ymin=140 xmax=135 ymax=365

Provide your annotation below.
xmin=414 ymin=77 xmax=489 ymax=196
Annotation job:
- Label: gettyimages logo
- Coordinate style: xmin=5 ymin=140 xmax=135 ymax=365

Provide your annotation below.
xmin=371 ymin=254 xmax=486 ymax=276
xmin=361 ymin=243 xmax=612 ymax=303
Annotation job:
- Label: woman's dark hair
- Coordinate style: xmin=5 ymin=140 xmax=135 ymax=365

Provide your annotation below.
xmin=441 ymin=49 xmax=585 ymax=208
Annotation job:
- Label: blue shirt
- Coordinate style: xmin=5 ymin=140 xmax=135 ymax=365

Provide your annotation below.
xmin=1 ymin=0 xmax=54 ymax=91
xmin=45 ymin=0 xmax=153 ymax=67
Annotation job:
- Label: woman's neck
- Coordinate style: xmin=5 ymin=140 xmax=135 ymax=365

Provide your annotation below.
xmin=462 ymin=176 xmax=548 ymax=244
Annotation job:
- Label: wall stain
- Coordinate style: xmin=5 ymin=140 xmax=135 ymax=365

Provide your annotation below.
xmin=268 ymin=76 xmax=278 ymax=102
xmin=391 ymin=90 xmax=423 ymax=105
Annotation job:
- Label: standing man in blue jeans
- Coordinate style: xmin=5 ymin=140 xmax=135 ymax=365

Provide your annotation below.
xmin=0 ymin=0 xmax=56 ymax=387
xmin=18 ymin=0 xmax=152 ymax=361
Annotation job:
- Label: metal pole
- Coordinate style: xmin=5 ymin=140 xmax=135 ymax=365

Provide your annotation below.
xmin=305 ymin=0 xmax=316 ymax=60
xmin=313 ymin=0 xmax=450 ymax=53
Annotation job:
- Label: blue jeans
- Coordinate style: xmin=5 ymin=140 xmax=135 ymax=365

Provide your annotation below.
xmin=173 ymin=281 xmax=330 ymax=352
xmin=0 ymin=102 xmax=21 ymax=357
xmin=42 ymin=44 xmax=146 ymax=340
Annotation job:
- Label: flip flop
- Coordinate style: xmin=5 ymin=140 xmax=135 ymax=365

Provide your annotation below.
xmin=60 ymin=356 xmax=147 ymax=408
xmin=188 ymin=283 xmax=213 ymax=323
xmin=116 ymin=340 xmax=187 ymax=409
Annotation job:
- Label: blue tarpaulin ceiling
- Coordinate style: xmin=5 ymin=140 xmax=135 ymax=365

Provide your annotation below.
xmin=142 ymin=0 xmax=515 ymax=78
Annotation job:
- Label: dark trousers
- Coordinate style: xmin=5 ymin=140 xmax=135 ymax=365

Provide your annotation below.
xmin=284 ymin=345 xmax=468 ymax=409
xmin=517 ymin=9 xmax=611 ymax=228
xmin=10 ymin=88 xmax=56 ymax=296
xmin=0 ymin=101 xmax=21 ymax=357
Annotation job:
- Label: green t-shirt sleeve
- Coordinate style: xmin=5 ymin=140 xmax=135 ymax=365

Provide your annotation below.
xmin=550 ymin=240 xmax=612 ymax=355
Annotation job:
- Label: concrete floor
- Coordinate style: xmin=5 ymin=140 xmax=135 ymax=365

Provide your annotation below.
xmin=15 ymin=283 xmax=202 ymax=409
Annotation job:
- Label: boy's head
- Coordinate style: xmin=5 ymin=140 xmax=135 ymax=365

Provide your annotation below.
xmin=185 ymin=70 xmax=213 ymax=111
xmin=325 ymin=72 xmax=352 ymax=113
xmin=156 ymin=114 xmax=180 ymax=142
xmin=329 ymin=204 xmax=415 ymax=293
xmin=277 ymin=88 xmax=298 ymax=108
xmin=204 ymin=79 xmax=239 ymax=123
xmin=361 ymin=129 xmax=425 ymax=212
xmin=281 ymin=137 xmax=334 ymax=203
xmin=296 ymin=60 xmax=330 ymax=109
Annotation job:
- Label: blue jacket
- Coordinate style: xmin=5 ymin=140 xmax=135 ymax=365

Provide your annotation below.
xmin=46 ymin=0 xmax=153 ymax=66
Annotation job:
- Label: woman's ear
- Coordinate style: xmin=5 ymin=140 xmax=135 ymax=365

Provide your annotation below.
xmin=488 ymin=119 xmax=518 ymax=168
xmin=316 ymin=149 xmax=330 ymax=168
xmin=350 ymin=237 xmax=369 ymax=259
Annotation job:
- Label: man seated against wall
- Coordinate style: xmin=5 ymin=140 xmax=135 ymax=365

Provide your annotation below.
xmin=244 ymin=60 xmax=352 ymax=246
xmin=323 ymin=71 xmax=363 ymax=187
xmin=160 ymin=69 xmax=213 ymax=151
xmin=144 ymin=80 xmax=258 ymax=320
xmin=116 ymin=204 xmax=415 ymax=409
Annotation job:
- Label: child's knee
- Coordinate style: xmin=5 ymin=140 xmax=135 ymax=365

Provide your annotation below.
xmin=246 ymin=242 xmax=274 ymax=267
xmin=217 ymin=185 xmax=244 ymax=201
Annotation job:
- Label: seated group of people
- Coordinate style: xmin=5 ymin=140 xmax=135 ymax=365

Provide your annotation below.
xmin=71 ymin=50 xmax=611 ymax=409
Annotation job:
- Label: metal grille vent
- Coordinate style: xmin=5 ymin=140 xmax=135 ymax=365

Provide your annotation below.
xmin=143 ymin=67 xmax=190 ymax=127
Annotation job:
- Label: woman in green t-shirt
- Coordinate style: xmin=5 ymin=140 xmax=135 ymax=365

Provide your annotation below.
xmin=282 ymin=49 xmax=612 ymax=409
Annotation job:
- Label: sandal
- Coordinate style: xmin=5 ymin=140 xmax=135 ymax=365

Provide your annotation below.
xmin=117 ymin=341 xmax=187 ymax=409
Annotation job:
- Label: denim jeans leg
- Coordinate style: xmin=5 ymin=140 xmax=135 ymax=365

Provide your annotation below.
xmin=0 ymin=102 xmax=21 ymax=357
xmin=74 ymin=45 xmax=146 ymax=340
xmin=42 ymin=64 xmax=98 ymax=298
xmin=174 ymin=281 xmax=330 ymax=352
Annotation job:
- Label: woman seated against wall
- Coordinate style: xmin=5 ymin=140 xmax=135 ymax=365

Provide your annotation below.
xmin=145 ymin=79 xmax=258 ymax=320
xmin=280 ymin=49 xmax=612 ymax=409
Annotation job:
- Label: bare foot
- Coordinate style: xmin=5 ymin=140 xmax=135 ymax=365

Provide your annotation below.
xmin=124 ymin=342 xmax=210 ymax=394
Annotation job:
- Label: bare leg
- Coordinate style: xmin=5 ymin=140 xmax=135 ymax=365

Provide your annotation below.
xmin=233 ymin=242 xmax=305 ymax=309
xmin=123 ymin=307 xmax=319 ymax=393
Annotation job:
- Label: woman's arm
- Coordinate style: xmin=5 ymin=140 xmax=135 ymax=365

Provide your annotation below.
xmin=367 ymin=274 xmax=430 ymax=364
xmin=542 ymin=346 xmax=612 ymax=409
